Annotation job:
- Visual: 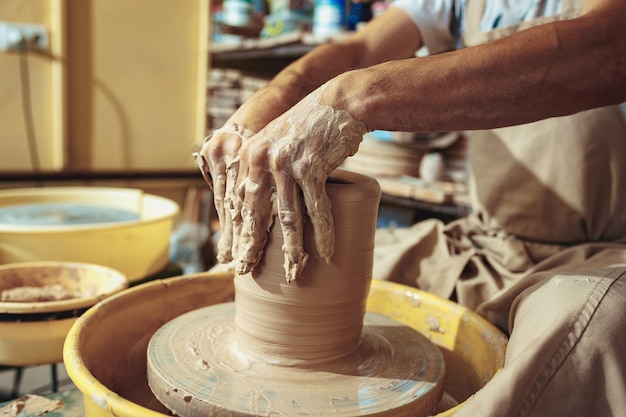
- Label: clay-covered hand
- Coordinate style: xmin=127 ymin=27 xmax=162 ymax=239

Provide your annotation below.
xmin=193 ymin=123 xmax=256 ymax=266
xmin=232 ymin=84 xmax=369 ymax=281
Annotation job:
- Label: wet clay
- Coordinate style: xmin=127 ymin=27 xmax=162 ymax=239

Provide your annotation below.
xmin=1 ymin=284 xmax=76 ymax=302
xmin=148 ymin=304 xmax=445 ymax=417
xmin=233 ymin=172 xmax=381 ymax=365
xmin=147 ymin=170 xmax=446 ymax=417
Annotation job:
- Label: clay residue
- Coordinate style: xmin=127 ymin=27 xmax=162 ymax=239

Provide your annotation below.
xmin=1 ymin=284 xmax=77 ymax=302
xmin=426 ymin=316 xmax=445 ymax=334
xmin=147 ymin=305 xmax=445 ymax=417
xmin=0 ymin=394 xmax=63 ymax=416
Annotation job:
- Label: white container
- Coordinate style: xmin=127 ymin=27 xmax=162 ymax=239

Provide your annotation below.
xmin=223 ymin=0 xmax=253 ymax=27
xmin=313 ymin=0 xmax=346 ymax=37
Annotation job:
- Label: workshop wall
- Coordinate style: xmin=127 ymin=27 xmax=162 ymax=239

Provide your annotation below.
xmin=0 ymin=0 xmax=58 ymax=171
xmin=0 ymin=0 xmax=209 ymax=173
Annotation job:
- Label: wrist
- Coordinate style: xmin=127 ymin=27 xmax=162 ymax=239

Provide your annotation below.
xmin=320 ymin=71 xmax=371 ymax=130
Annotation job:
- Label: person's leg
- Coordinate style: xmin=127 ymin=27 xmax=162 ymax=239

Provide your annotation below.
xmin=455 ymin=266 xmax=626 ymax=417
xmin=373 ymin=219 xmax=474 ymax=299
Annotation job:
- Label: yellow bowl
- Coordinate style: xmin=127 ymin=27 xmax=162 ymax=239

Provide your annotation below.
xmin=0 ymin=261 xmax=128 ymax=366
xmin=0 ymin=187 xmax=179 ymax=282
xmin=367 ymin=280 xmax=508 ymax=415
xmin=64 ymin=273 xmax=506 ymax=417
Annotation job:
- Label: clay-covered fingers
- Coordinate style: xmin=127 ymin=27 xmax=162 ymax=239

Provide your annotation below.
xmin=299 ymin=174 xmax=335 ymax=264
xmin=274 ymin=170 xmax=308 ymax=282
xmin=194 ymin=124 xmax=254 ymax=264
xmin=215 ymin=155 xmax=239 ymax=263
xmin=192 ymin=152 xmax=212 ymax=190
xmin=202 ymin=135 xmax=238 ymax=263
xmin=234 ymin=142 xmax=276 ymax=275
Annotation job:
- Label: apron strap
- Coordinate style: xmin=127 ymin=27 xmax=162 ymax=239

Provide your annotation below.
xmin=464 ymin=0 xmax=485 ymax=39
xmin=463 ymin=0 xmax=586 ymax=47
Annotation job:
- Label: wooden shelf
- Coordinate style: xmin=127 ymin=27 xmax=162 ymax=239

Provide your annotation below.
xmin=211 ymin=30 xmax=348 ymax=73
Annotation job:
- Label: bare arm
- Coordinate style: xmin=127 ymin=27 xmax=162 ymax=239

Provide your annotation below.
xmin=322 ymin=0 xmax=626 ymax=132
xmin=197 ymin=8 xmax=422 ymax=268
xmin=200 ymin=0 xmax=626 ymax=280
xmin=224 ymin=6 xmax=424 ymax=133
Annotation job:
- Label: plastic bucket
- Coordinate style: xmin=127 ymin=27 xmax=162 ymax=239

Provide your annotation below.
xmin=0 ymin=187 xmax=179 ymax=282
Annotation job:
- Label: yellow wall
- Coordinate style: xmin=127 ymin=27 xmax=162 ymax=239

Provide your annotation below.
xmin=0 ymin=0 xmax=208 ymax=173
xmin=0 ymin=0 xmax=58 ymax=171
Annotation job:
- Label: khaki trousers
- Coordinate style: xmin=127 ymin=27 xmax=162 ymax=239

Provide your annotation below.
xmin=374 ymin=223 xmax=626 ymax=416
xmin=460 ymin=254 xmax=626 ymax=416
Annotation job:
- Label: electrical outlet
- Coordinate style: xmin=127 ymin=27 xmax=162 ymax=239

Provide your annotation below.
xmin=0 ymin=21 xmax=48 ymax=52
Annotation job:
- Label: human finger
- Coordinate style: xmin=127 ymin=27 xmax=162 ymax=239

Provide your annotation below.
xmin=300 ymin=174 xmax=334 ymax=264
xmin=230 ymin=147 xmax=251 ymax=259
xmin=208 ymin=157 xmax=232 ymax=263
xmin=235 ymin=173 xmax=275 ymax=275
xmin=274 ymin=170 xmax=308 ymax=282
xmin=233 ymin=137 xmax=276 ymax=274
xmin=215 ymin=155 xmax=240 ymax=263
xmin=192 ymin=152 xmax=213 ymax=190
xmin=198 ymin=124 xmax=254 ymax=265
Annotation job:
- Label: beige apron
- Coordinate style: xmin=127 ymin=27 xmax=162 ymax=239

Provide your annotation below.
xmin=373 ymin=0 xmax=626 ymax=329
xmin=374 ymin=4 xmax=626 ymax=415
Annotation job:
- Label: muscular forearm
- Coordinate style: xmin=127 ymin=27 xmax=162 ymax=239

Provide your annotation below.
xmin=324 ymin=7 xmax=626 ymax=133
xmin=224 ymin=42 xmax=363 ymax=133
xmin=223 ymin=7 xmax=422 ymax=133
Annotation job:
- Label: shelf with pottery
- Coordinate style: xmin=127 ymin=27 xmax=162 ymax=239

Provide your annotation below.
xmin=342 ymin=131 xmax=471 ymax=224
xmin=210 ymin=30 xmax=349 ymax=72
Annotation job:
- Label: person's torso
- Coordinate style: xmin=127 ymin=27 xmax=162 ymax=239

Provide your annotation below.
xmin=462 ymin=0 xmax=626 ymax=245
xmin=453 ymin=0 xmax=575 ymax=48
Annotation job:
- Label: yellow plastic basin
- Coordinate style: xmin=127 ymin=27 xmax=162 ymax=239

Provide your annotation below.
xmin=0 ymin=187 xmax=179 ymax=282
xmin=367 ymin=280 xmax=508 ymax=415
xmin=0 ymin=261 xmax=128 ymax=366
xmin=64 ymin=273 xmax=506 ymax=417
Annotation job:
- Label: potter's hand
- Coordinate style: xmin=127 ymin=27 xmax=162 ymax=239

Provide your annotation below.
xmin=233 ymin=85 xmax=368 ymax=281
xmin=193 ymin=123 xmax=255 ymax=265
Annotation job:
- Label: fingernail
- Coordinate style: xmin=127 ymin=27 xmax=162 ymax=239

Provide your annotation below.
xmin=285 ymin=259 xmax=300 ymax=283
xmin=286 ymin=265 xmax=297 ymax=283
xmin=284 ymin=252 xmax=309 ymax=282
xmin=236 ymin=260 xmax=253 ymax=275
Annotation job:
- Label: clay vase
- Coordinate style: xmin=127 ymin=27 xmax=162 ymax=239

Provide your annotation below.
xmin=234 ymin=169 xmax=381 ymax=366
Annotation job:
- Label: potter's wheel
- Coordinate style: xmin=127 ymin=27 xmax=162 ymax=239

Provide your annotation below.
xmin=147 ymin=303 xmax=445 ymax=417
xmin=147 ymin=170 xmax=444 ymax=416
